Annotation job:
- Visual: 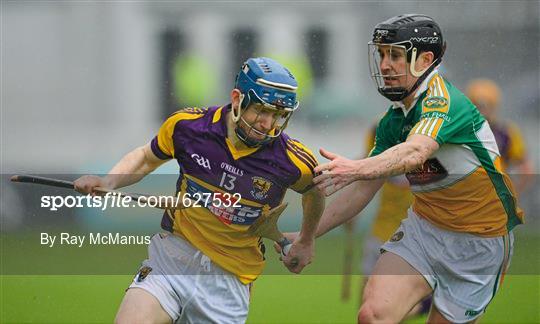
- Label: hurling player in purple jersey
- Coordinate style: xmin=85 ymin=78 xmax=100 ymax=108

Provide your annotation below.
xmin=74 ymin=57 xmax=324 ymax=323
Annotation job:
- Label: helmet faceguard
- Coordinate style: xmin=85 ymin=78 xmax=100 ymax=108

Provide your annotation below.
xmin=368 ymin=14 xmax=446 ymax=102
xmin=233 ymin=57 xmax=299 ymax=147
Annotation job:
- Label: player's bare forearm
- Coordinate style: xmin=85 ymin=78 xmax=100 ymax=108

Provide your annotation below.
xmin=316 ymin=179 xmax=384 ymax=237
xmin=297 ymin=186 xmax=326 ymax=243
xmin=105 ymin=143 xmax=168 ymax=189
xmin=358 ymin=135 xmax=439 ymax=180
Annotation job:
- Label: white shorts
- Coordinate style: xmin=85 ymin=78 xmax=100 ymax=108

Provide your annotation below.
xmin=129 ymin=233 xmax=250 ymax=324
xmin=381 ymin=209 xmax=513 ymax=323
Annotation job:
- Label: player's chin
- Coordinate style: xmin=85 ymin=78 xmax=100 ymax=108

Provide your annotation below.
xmin=383 ymin=79 xmax=399 ymax=87
xmin=248 ymin=133 xmax=268 ymax=141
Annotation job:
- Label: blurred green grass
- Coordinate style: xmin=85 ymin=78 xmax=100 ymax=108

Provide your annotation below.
xmin=1 ymin=231 xmax=539 ymax=323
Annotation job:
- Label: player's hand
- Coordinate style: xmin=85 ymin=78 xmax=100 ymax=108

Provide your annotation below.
xmin=274 ymin=232 xmax=299 ymax=254
xmin=313 ymin=148 xmax=361 ymax=196
xmin=282 ymin=236 xmax=315 ymax=274
xmin=74 ymin=175 xmax=110 ymax=195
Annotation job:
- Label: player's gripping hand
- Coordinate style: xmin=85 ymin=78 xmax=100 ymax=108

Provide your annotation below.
xmin=274 ymin=232 xmax=298 ymax=255
xmin=275 ymin=232 xmax=315 ymax=274
xmin=74 ymin=175 xmax=110 ymax=195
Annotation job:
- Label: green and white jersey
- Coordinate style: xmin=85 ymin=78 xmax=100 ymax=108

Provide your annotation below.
xmin=369 ymin=71 xmax=523 ymax=237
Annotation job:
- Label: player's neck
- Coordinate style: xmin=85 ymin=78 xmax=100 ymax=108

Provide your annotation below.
xmin=401 ymin=86 xmax=422 ymax=110
xmin=402 ymin=95 xmax=415 ymax=110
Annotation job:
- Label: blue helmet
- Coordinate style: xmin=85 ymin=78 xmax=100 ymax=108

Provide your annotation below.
xmin=235 ymin=57 xmax=299 ymax=110
xmin=233 ymin=57 xmax=299 ymax=147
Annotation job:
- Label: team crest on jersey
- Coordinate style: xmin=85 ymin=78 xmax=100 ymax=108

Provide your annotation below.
xmin=422 ymin=96 xmax=448 ymax=112
xmin=136 ymin=266 xmax=152 ymax=282
xmin=250 ymin=176 xmax=272 ymax=200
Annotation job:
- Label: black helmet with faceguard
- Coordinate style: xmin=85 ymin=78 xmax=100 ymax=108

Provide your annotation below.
xmin=369 ymin=14 xmax=446 ymax=101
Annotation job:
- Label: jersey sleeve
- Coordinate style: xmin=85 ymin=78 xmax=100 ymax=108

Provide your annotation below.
xmin=150 ymin=108 xmax=207 ymax=159
xmin=408 ymin=74 xmax=469 ymax=145
xmin=286 ymin=139 xmax=319 ymax=194
xmin=506 ymin=121 xmax=527 ymax=163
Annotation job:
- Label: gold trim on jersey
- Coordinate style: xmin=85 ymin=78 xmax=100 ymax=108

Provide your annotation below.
xmin=286 ymin=149 xmax=316 ymax=192
xmin=423 ymin=74 xmax=450 ymax=114
xmin=410 ymin=117 xmax=445 ymax=140
xmin=286 ymin=139 xmax=318 ymax=170
xmin=410 ymin=74 xmax=451 ymax=140
xmin=225 ymin=138 xmax=260 ymax=160
xmin=212 ymin=106 xmax=223 ymax=123
xmin=182 ymin=173 xmax=265 ymax=208
xmin=412 ymin=166 xmax=522 ymax=237
xmin=157 ymin=111 xmax=206 ymax=157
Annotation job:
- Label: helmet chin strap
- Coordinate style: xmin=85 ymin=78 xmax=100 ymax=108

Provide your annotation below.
xmin=232 ymin=93 xmax=244 ymax=123
xmin=391 ymin=48 xmax=441 ymax=102
xmin=234 ymin=120 xmax=272 ymax=147
xmin=409 ymin=48 xmax=436 ymax=77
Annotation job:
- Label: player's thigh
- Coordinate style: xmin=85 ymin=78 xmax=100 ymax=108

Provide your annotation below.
xmin=115 ymin=287 xmax=172 ymax=324
xmin=359 ymin=251 xmax=432 ymax=323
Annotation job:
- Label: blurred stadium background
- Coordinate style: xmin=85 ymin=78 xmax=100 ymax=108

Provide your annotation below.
xmin=1 ymin=1 xmax=539 ymax=323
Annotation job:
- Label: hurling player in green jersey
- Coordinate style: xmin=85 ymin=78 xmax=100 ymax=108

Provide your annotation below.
xmin=280 ymin=14 xmax=524 ymax=324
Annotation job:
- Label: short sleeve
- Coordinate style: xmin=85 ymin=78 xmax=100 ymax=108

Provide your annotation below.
xmin=409 ymin=75 xmax=469 ymax=145
xmin=286 ymin=139 xmax=319 ymax=194
xmin=150 ymin=109 xmax=207 ymax=159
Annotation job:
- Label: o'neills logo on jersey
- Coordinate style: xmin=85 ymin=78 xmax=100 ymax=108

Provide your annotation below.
xmin=406 ymin=158 xmax=448 ymax=185
xmin=250 ymin=176 xmax=272 ymax=200
xmin=220 ymin=162 xmax=244 ymax=176
xmin=191 ymin=153 xmax=211 ymax=170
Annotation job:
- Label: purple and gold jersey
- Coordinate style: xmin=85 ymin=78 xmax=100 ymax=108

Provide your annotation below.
xmin=490 ymin=120 xmax=527 ymax=171
xmin=150 ymin=105 xmax=317 ymax=284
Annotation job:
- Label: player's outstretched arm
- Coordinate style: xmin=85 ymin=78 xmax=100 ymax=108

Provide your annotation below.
xmin=314 ymin=135 xmax=438 ymax=196
xmin=359 ymin=134 xmax=439 ymax=179
xmin=282 ymin=186 xmax=325 ymax=274
xmin=315 ymin=178 xmax=384 ymax=238
xmin=75 ymin=143 xmax=169 ymax=194
xmin=279 ymin=178 xmax=383 ymax=258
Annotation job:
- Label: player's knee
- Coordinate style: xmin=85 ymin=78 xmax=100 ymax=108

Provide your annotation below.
xmin=357 ymin=302 xmax=386 ymax=324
